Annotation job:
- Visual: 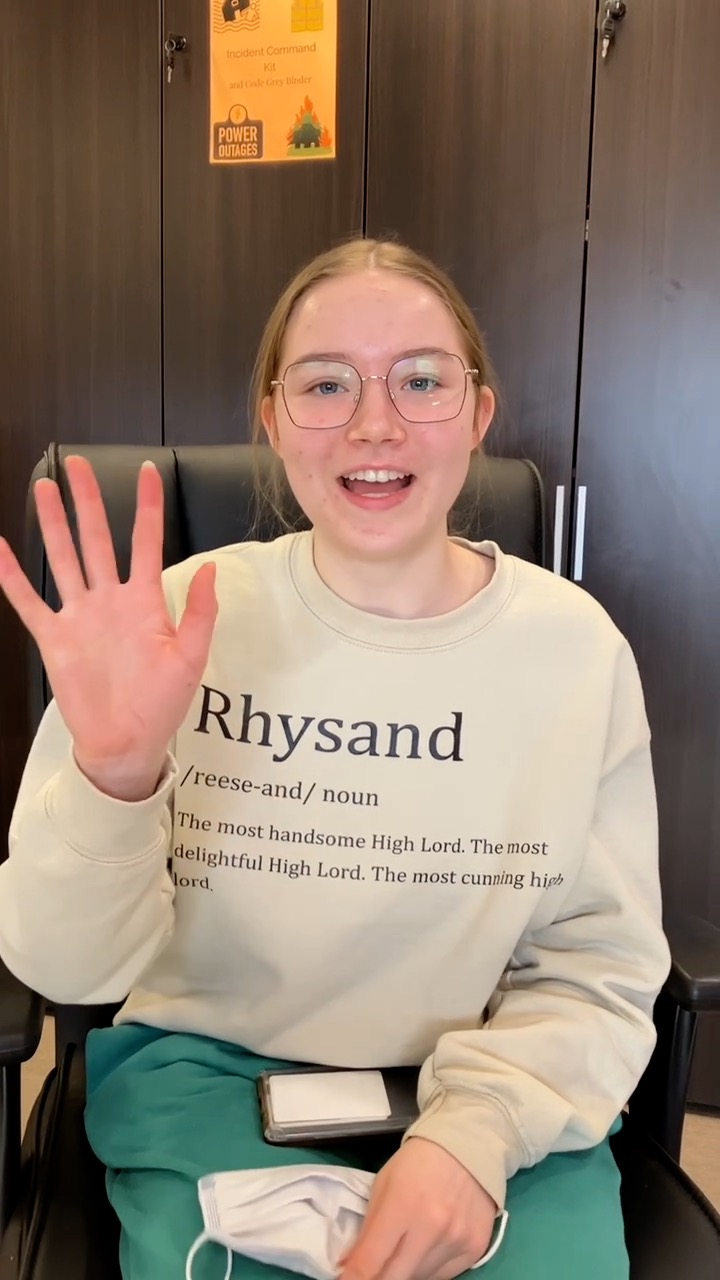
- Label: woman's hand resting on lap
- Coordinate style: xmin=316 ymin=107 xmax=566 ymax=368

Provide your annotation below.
xmin=339 ymin=1138 xmax=498 ymax=1280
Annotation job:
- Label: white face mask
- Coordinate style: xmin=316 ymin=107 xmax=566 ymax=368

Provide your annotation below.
xmin=185 ymin=1164 xmax=509 ymax=1280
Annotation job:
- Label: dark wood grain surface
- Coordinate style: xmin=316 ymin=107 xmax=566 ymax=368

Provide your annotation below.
xmin=0 ymin=2 xmax=162 ymax=848
xmin=366 ymin=0 xmax=596 ymax=565
xmin=162 ymin=0 xmax=369 ymax=445
xmin=575 ymin=0 xmax=720 ymax=1104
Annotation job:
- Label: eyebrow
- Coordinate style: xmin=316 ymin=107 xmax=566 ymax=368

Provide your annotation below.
xmin=291 ymin=347 xmax=450 ymax=363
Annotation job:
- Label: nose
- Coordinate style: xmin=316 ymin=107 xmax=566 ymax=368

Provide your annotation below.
xmin=344 ymin=377 xmax=408 ymax=444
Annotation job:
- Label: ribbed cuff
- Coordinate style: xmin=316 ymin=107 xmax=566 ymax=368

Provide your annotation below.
xmin=401 ymin=1089 xmax=526 ymax=1211
xmin=45 ymin=751 xmax=178 ymax=861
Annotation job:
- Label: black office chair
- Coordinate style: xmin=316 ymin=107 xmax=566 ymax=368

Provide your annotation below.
xmin=1 ymin=443 xmax=719 ymax=1279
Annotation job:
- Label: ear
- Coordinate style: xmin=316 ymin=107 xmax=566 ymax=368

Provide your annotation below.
xmin=471 ymin=385 xmax=495 ymax=451
xmin=261 ymin=395 xmax=281 ymax=453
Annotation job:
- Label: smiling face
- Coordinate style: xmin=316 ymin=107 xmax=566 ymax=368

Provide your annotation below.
xmin=261 ymin=269 xmax=495 ymax=565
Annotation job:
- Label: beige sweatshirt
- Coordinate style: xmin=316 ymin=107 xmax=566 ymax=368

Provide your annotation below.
xmin=0 ymin=533 xmax=670 ymax=1209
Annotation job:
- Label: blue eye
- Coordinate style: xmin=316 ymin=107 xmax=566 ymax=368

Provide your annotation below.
xmin=312 ymin=381 xmax=343 ymax=396
xmin=405 ymin=376 xmax=439 ymax=393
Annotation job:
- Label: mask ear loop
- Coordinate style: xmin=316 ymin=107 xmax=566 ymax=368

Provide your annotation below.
xmin=186 ymin=1231 xmax=233 ymax=1280
xmin=471 ymin=1210 xmax=510 ymax=1269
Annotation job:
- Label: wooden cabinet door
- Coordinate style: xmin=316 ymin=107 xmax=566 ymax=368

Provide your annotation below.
xmin=162 ymin=0 xmax=369 ymax=445
xmin=365 ymin=0 xmax=597 ymax=568
xmin=574 ymin=0 xmax=720 ymax=1104
xmin=0 ymin=1 xmax=162 ymax=846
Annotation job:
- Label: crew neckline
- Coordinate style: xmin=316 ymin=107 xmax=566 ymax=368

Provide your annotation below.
xmin=286 ymin=530 xmax=516 ymax=651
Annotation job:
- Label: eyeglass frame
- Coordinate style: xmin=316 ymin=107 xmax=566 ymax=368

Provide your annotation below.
xmin=269 ymin=350 xmax=480 ymax=430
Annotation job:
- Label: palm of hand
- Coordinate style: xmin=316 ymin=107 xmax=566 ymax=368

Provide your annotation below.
xmin=0 ymin=456 xmax=218 ymax=773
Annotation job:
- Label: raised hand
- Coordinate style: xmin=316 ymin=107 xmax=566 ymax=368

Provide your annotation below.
xmin=0 ymin=456 xmax=218 ymax=800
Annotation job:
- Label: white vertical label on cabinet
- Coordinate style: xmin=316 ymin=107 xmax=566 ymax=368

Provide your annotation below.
xmin=553 ymin=485 xmax=565 ymax=574
xmin=573 ymin=485 xmax=588 ymax=582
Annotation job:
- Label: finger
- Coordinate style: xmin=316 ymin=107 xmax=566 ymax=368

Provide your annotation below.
xmin=341 ymin=1238 xmax=405 ymax=1280
xmin=412 ymin=1241 xmax=476 ymax=1280
xmin=129 ymin=461 xmax=165 ymax=584
xmin=404 ymin=1217 xmax=497 ymax=1280
xmin=64 ymin=455 xmax=120 ymax=588
xmin=361 ymin=1226 xmax=445 ymax=1280
xmin=176 ymin=562 xmax=218 ymax=662
xmin=0 ymin=536 xmax=57 ymax=638
xmin=33 ymin=479 xmax=87 ymax=602
xmin=341 ymin=1209 xmax=406 ymax=1280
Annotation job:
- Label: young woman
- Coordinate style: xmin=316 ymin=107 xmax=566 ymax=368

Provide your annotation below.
xmin=0 ymin=239 xmax=670 ymax=1280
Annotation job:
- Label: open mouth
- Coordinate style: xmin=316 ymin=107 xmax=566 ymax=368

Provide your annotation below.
xmin=340 ymin=469 xmax=415 ymax=498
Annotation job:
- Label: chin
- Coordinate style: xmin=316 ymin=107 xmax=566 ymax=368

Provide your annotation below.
xmin=317 ymin=510 xmax=443 ymax=565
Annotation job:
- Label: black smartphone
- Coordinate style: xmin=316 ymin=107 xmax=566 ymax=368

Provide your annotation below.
xmin=257 ymin=1065 xmax=420 ymax=1145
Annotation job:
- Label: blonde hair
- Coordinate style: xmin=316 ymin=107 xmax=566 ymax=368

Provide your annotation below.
xmin=248 ymin=236 xmax=497 ymax=530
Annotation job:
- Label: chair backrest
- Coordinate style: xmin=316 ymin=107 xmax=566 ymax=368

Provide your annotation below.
xmin=25 ymin=443 xmax=545 ymax=731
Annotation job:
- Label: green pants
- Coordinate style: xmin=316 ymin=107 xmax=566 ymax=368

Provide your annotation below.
xmin=84 ymin=1023 xmax=629 ymax=1280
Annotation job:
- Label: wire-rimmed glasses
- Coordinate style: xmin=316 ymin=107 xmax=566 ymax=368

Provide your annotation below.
xmin=270 ymin=350 xmax=478 ymax=430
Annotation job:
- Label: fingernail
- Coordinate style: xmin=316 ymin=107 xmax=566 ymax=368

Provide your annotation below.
xmin=141 ymin=460 xmax=157 ymax=471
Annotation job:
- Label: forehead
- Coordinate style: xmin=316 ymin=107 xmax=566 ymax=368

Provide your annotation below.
xmin=281 ymin=270 xmax=467 ymax=364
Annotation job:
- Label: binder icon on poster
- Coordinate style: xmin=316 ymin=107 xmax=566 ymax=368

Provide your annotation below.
xmin=292 ymin=1 xmax=324 ymax=32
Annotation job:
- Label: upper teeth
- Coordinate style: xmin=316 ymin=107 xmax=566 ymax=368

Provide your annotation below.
xmin=344 ymin=470 xmax=409 ymax=482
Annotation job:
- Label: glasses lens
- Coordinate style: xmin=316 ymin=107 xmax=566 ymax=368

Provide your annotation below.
xmin=388 ymin=352 xmax=468 ymax=422
xmin=283 ymin=360 xmax=361 ymax=429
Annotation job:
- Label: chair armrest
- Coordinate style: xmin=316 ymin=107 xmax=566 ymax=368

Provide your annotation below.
xmin=0 ymin=960 xmax=46 ymax=1067
xmin=663 ymin=913 xmax=720 ymax=1012
xmin=628 ymin=912 xmax=720 ymax=1161
xmin=0 ymin=964 xmax=45 ymax=1237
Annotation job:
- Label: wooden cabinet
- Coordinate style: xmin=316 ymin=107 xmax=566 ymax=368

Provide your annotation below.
xmin=0 ymin=1 xmax=162 ymax=838
xmin=366 ymin=0 xmax=596 ymax=568
xmin=162 ymin=0 xmax=369 ymax=444
xmin=575 ymin=0 xmax=720 ymax=1105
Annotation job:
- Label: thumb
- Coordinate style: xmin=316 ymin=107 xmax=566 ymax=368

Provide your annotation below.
xmin=176 ymin=561 xmax=218 ymax=659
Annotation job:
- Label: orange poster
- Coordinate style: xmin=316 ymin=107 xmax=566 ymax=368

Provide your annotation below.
xmin=210 ymin=0 xmax=338 ymax=164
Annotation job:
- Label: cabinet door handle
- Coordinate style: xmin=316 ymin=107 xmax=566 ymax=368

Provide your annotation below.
xmin=572 ymin=486 xmax=588 ymax=582
xmin=552 ymin=486 xmax=565 ymax=574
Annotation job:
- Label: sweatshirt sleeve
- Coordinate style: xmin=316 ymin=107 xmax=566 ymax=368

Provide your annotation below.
xmin=0 ymin=698 xmax=177 ymax=1005
xmin=402 ymin=639 xmax=671 ymax=1212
